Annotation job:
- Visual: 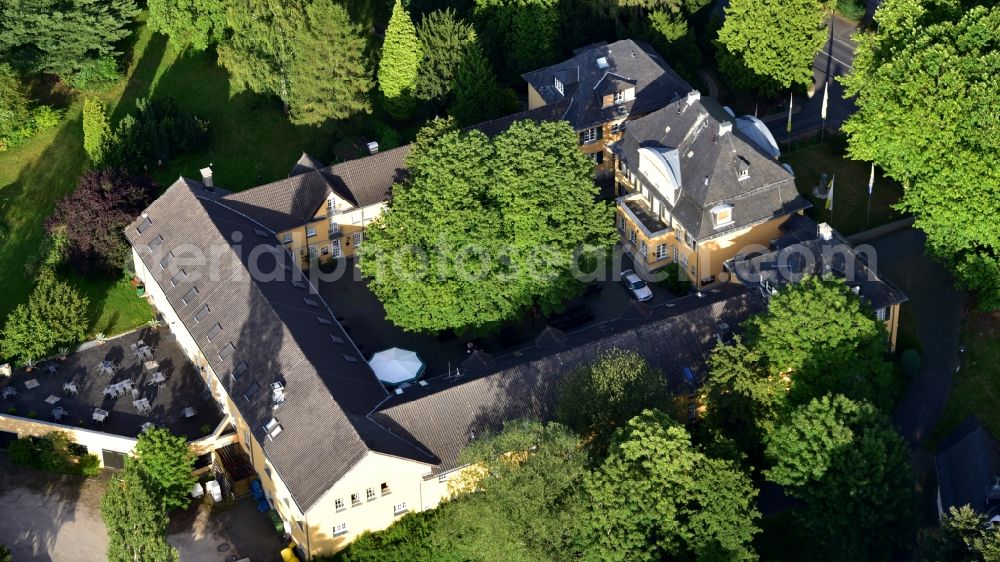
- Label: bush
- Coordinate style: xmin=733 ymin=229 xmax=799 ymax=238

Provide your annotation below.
xmin=6 ymin=433 xmax=99 ymax=476
xmin=8 ymin=439 xmax=33 ymax=464
xmin=33 ymin=105 xmax=63 ymax=131
xmin=105 ymin=97 xmax=210 ymax=171
xmin=836 ymin=0 xmax=866 ymax=21
xmin=67 ymin=56 xmax=120 ymax=89
xmin=77 ymin=454 xmax=101 ymax=477
xmin=900 ymin=349 xmax=921 ymax=378
xmin=658 ymin=262 xmax=692 ymax=295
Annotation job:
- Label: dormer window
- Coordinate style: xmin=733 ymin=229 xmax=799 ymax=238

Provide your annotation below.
xmin=736 ymin=156 xmax=751 ymax=181
xmin=554 ymin=76 xmax=564 ymax=96
xmin=711 ymin=204 xmax=734 ymax=228
xmin=613 ymin=90 xmax=625 ymax=104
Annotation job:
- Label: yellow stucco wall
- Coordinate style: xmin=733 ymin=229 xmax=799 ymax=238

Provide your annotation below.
xmin=527 ymin=84 xmax=545 ymax=110
xmin=276 ymin=196 xmax=386 ymax=267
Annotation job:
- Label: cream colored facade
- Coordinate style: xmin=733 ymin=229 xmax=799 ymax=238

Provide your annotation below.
xmin=132 ymin=246 xmax=461 ymax=559
xmin=277 ymin=192 xmax=385 ymax=268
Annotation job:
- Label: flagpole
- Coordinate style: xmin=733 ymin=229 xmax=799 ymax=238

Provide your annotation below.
xmin=820 ymin=81 xmax=829 ymax=144
xmin=866 ymin=163 xmax=875 ymax=226
xmin=786 ymin=92 xmax=793 ymax=152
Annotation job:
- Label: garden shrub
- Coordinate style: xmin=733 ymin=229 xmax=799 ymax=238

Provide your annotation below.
xmin=8 ymin=439 xmax=33 ymax=465
xmin=658 ymin=262 xmax=692 ymax=296
xmin=67 ymin=56 xmax=120 ymax=89
xmin=6 ymin=433 xmax=99 ymax=476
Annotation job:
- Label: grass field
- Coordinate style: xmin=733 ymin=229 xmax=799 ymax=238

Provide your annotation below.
xmin=0 ymin=19 xmax=391 ymax=338
xmin=929 ymin=311 xmax=1000 ymax=448
xmin=780 ymin=137 xmax=905 ymax=236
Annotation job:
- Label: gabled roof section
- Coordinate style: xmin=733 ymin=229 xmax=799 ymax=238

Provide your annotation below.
xmin=462 ymin=100 xmax=571 ymax=138
xmin=371 ymin=286 xmax=765 ymax=472
xmin=936 ymin=416 xmax=1000 ymax=517
xmin=125 ymin=179 xmax=397 ymax=511
xmin=217 ymin=171 xmax=331 ymax=233
xmin=618 ymin=95 xmax=810 ymax=240
xmin=289 ymin=153 xmax=326 ymax=177
xmin=522 ymin=39 xmax=691 ymax=130
xmin=317 ymin=145 xmax=411 ymax=209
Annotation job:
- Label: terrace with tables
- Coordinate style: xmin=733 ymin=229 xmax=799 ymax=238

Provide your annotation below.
xmin=0 ymin=327 xmax=222 ymax=440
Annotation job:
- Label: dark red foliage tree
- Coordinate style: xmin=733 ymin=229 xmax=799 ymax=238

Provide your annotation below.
xmin=46 ymin=169 xmax=156 ymax=274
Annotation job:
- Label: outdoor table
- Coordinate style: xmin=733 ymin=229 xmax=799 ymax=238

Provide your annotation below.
xmin=52 ymin=407 xmax=65 ymax=421
xmin=133 ymin=398 xmax=151 ymax=414
xmin=141 ymin=422 xmax=155 ymax=432
xmin=97 ymin=361 xmax=114 ymax=375
xmin=1 ymin=387 xmax=16 ymax=399
xmin=44 ymin=395 xmax=61 ymax=405
xmin=44 ymin=364 xmax=58 ymax=375
xmin=148 ymin=372 xmax=166 ymax=385
xmin=183 ymin=406 xmax=196 ymax=418
xmin=24 ymin=378 xmax=39 ymax=389
xmin=138 ymin=347 xmax=153 ymax=360
xmin=63 ymin=382 xmax=78 ymax=395
xmin=143 ymin=360 xmax=159 ymax=371
xmin=92 ymin=408 xmax=108 ymax=422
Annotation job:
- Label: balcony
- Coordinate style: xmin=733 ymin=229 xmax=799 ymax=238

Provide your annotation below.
xmin=328 ymin=229 xmax=343 ymax=239
xmin=618 ymin=194 xmax=671 ymax=239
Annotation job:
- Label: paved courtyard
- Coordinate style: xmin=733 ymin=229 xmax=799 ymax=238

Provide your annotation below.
xmin=0 ymin=326 xmax=221 ymax=440
xmin=314 ymin=252 xmax=681 ymax=379
xmin=0 ymin=454 xmax=283 ymax=561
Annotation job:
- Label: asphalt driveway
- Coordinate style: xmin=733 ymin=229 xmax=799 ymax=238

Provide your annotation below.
xmin=865 ymin=227 xmax=966 ymax=445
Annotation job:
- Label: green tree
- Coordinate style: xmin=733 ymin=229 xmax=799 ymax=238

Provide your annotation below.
xmin=473 ymin=0 xmax=559 ymax=81
xmin=841 ymin=0 xmax=1000 ymax=309
xmin=359 ymin=121 xmax=614 ymax=334
xmin=437 ymin=419 xmax=588 ymax=561
xmin=82 ymin=98 xmax=112 ymax=166
xmin=329 ymin=509 xmax=445 ymax=562
xmin=287 ymin=0 xmax=371 ymax=125
xmin=0 ymin=63 xmax=31 ymax=142
xmin=133 ymin=428 xmax=197 ymax=511
xmin=147 ymin=0 xmax=225 ymax=51
xmin=0 ymin=544 xmax=9 ymax=562
xmin=101 ymin=463 xmax=179 ymax=562
xmin=717 ymin=0 xmax=833 ymax=88
xmin=414 ymin=9 xmax=476 ymax=104
xmin=450 ymin=42 xmax=517 ymax=126
xmin=378 ymin=0 xmax=423 ymax=119
xmin=918 ymin=505 xmax=1000 ymax=562
xmin=0 ymin=0 xmax=137 ymax=84
xmin=218 ymin=0 xmax=370 ymax=125
xmin=765 ymin=395 xmax=914 ymax=561
xmin=1 ymin=269 xmax=89 ymax=364
xmin=577 ymin=410 xmax=760 ymax=562
xmin=556 ymin=348 xmax=670 ymax=455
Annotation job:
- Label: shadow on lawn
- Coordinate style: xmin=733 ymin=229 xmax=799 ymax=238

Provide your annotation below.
xmin=110 ymin=31 xmax=170 ymax=125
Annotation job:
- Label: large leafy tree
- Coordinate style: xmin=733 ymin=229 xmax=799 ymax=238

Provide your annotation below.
xmin=841 ymin=0 xmax=1000 ymax=309
xmin=435 ymin=420 xmax=588 ymax=561
xmin=133 ymin=428 xmax=197 ymax=512
xmin=287 ymin=0 xmax=371 ymax=125
xmin=147 ymin=0 xmax=225 ymax=51
xmin=765 ymin=395 xmax=914 ymax=561
xmin=717 ymin=0 xmax=833 ymax=88
xmin=0 ymin=0 xmax=137 ymax=84
xmin=918 ymin=505 xmax=1000 ymax=562
xmin=46 ymin=169 xmax=155 ymax=273
xmin=360 ymin=120 xmax=614 ymax=334
xmin=414 ymin=9 xmax=476 ymax=104
xmin=218 ymin=0 xmax=370 ymax=125
xmin=556 ymin=348 xmax=670 ymax=455
xmin=576 ymin=410 xmax=760 ymax=562
xmin=378 ymin=0 xmax=423 ymax=119
xmin=1 ymin=269 xmax=89 ymax=364
xmin=473 ymin=0 xmax=559 ymax=81
xmin=450 ymin=41 xmax=517 ymax=126
xmin=101 ymin=463 xmax=178 ymax=562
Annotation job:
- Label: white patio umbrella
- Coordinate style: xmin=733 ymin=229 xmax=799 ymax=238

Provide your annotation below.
xmin=368 ymin=347 xmax=425 ymax=385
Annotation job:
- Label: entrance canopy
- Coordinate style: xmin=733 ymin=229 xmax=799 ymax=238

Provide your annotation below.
xmin=368 ymin=347 xmax=425 ymax=386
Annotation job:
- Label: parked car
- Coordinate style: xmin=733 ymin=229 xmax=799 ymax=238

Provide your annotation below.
xmin=621 ymin=269 xmax=653 ymax=302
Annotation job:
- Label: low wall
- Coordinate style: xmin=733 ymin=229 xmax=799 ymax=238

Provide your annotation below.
xmin=846 ymin=217 xmax=915 ymax=245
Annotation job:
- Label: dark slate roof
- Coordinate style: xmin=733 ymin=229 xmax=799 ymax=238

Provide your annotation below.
xmin=463 ymin=100 xmax=571 ymax=138
xmin=936 ymin=416 xmax=1000 ymax=517
xmin=289 ymin=153 xmax=326 ymax=177
xmin=317 ymin=145 xmax=411 ymax=209
xmin=125 ymin=179 xmax=413 ymax=511
xmin=370 ymin=286 xmax=766 ymax=471
xmin=522 ymin=39 xmax=691 ymax=130
xmin=617 ymin=94 xmax=811 ymax=241
xmin=217 ymin=171 xmax=331 ymax=233
xmin=725 ymin=216 xmax=908 ymax=311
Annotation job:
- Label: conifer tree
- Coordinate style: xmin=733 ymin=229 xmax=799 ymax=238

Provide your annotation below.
xmin=82 ymin=98 xmax=112 ymax=166
xmin=378 ymin=0 xmax=423 ymax=119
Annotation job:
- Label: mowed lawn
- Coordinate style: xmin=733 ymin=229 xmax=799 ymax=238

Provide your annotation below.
xmin=0 ymin=21 xmax=368 ymax=336
xmin=930 ymin=311 xmax=1000 ymax=447
xmin=780 ymin=139 xmax=905 ymax=236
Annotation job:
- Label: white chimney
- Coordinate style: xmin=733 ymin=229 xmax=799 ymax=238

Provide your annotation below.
xmin=199 ymin=166 xmax=213 ymax=188
xmin=366 ymin=141 xmax=379 ymax=155
xmin=718 ymin=122 xmax=733 ymax=137
xmin=686 ymin=90 xmax=701 ymax=104
xmin=818 ymin=222 xmax=833 ymax=241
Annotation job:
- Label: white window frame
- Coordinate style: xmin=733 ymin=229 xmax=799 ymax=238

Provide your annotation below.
xmin=613 ymin=91 xmax=625 ymax=104
xmin=628 ymin=229 xmax=637 ymax=244
xmin=639 ymin=239 xmax=648 ymax=256
xmin=335 ymin=498 xmax=345 ymax=511
xmin=282 ymin=232 xmax=292 ymax=244
xmin=393 ymin=502 xmax=408 ymax=516
xmin=329 ymin=222 xmax=340 ymax=234
xmin=366 ymin=487 xmax=376 ymax=501
xmin=656 ymin=244 xmax=668 ymax=260
xmin=305 ymin=226 xmax=317 ymax=238
xmin=618 ymin=215 xmax=626 ymax=232
xmin=581 ymin=128 xmax=598 ymax=143
xmin=352 ymin=232 xmax=363 ymax=248
xmin=334 ymin=523 xmax=349 ymax=536
xmin=308 ymin=245 xmax=318 ymax=259
xmin=875 ymin=307 xmax=887 ymax=321
xmin=331 ymin=240 xmax=342 ymax=258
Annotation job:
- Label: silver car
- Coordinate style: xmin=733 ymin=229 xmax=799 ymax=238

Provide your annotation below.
xmin=621 ymin=269 xmax=653 ymax=302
